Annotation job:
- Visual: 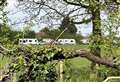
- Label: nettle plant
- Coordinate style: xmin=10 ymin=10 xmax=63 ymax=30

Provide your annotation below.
xmin=7 ymin=45 xmax=64 ymax=82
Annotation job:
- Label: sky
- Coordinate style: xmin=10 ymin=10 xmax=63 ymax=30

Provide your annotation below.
xmin=6 ymin=0 xmax=112 ymax=37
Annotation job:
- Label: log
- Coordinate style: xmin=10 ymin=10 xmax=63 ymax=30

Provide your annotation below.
xmin=65 ymin=49 xmax=120 ymax=70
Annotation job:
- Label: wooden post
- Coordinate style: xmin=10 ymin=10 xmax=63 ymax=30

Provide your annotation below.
xmin=59 ymin=61 xmax=63 ymax=82
xmin=12 ymin=73 xmax=16 ymax=82
xmin=0 ymin=71 xmax=2 ymax=82
xmin=77 ymin=79 xmax=78 ymax=82
xmin=0 ymin=59 xmax=2 ymax=82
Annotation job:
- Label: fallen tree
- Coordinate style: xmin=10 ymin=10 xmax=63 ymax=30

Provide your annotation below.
xmin=0 ymin=45 xmax=120 ymax=82
xmin=0 ymin=45 xmax=120 ymax=70
xmin=66 ymin=49 xmax=120 ymax=69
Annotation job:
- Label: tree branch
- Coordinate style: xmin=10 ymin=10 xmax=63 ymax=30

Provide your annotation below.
xmin=72 ymin=17 xmax=92 ymax=24
xmin=63 ymin=0 xmax=89 ymax=8
xmin=64 ymin=49 xmax=120 ymax=70
xmin=0 ymin=0 xmax=6 ymax=6
xmin=44 ymin=4 xmax=65 ymax=17
xmin=0 ymin=44 xmax=16 ymax=52
xmin=67 ymin=7 xmax=82 ymax=15
xmin=0 ymin=45 xmax=120 ymax=70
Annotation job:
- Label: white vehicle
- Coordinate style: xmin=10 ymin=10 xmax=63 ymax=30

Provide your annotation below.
xmin=19 ymin=38 xmax=39 ymax=45
xmin=42 ymin=38 xmax=54 ymax=44
xmin=58 ymin=39 xmax=76 ymax=44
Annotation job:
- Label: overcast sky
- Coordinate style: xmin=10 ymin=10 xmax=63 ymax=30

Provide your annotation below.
xmin=6 ymin=0 xmax=112 ymax=37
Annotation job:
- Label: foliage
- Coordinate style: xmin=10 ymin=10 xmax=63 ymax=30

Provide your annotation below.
xmin=22 ymin=24 xmax=36 ymax=38
xmin=0 ymin=0 xmax=7 ymax=7
xmin=60 ymin=16 xmax=77 ymax=34
xmin=1 ymin=44 xmax=120 ymax=82
xmin=0 ymin=22 xmax=35 ymax=45
xmin=0 ymin=7 xmax=23 ymax=45
xmin=41 ymin=27 xmax=50 ymax=33
xmin=8 ymin=45 xmax=65 ymax=82
xmin=97 ymin=66 xmax=120 ymax=79
xmin=24 ymin=30 xmax=36 ymax=38
xmin=40 ymin=28 xmax=61 ymax=39
xmin=0 ymin=25 xmax=23 ymax=45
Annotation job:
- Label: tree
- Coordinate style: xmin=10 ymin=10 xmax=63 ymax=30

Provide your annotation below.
xmin=0 ymin=0 xmax=7 ymax=32
xmin=16 ymin=0 xmax=120 ymax=69
xmin=0 ymin=0 xmax=7 ymax=7
xmin=60 ymin=16 xmax=77 ymax=34
xmin=24 ymin=30 xmax=36 ymax=38
xmin=41 ymin=27 xmax=50 ymax=33
xmin=0 ymin=1 xmax=23 ymax=45
xmin=63 ymin=0 xmax=120 ymax=68
xmin=0 ymin=24 xmax=23 ymax=45
xmin=22 ymin=24 xmax=36 ymax=38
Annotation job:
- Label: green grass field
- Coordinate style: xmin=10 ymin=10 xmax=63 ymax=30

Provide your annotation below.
xmin=56 ymin=44 xmax=88 ymax=51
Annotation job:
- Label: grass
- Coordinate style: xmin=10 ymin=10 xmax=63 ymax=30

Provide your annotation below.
xmin=69 ymin=57 xmax=90 ymax=68
xmin=54 ymin=45 xmax=100 ymax=82
xmin=56 ymin=44 xmax=88 ymax=51
xmin=61 ymin=58 xmax=101 ymax=82
xmin=0 ymin=55 xmax=11 ymax=80
xmin=0 ymin=56 xmax=11 ymax=69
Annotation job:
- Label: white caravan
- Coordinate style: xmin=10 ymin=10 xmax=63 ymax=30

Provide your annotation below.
xmin=19 ymin=38 xmax=39 ymax=45
xmin=58 ymin=39 xmax=76 ymax=44
xmin=42 ymin=38 xmax=53 ymax=44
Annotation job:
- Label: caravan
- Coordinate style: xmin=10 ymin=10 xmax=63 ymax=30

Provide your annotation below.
xmin=58 ymin=39 xmax=76 ymax=44
xmin=19 ymin=38 xmax=76 ymax=45
xmin=19 ymin=38 xmax=39 ymax=45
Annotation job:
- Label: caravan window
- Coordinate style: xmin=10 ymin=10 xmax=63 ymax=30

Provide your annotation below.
xmin=71 ymin=40 xmax=73 ymax=42
xmin=35 ymin=40 xmax=37 ymax=42
xmin=29 ymin=40 xmax=32 ymax=42
xmin=20 ymin=40 xmax=22 ymax=42
xmin=65 ymin=40 xmax=67 ymax=42
xmin=59 ymin=40 xmax=62 ymax=42
xmin=23 ymin=40 xmax=26 ymax=43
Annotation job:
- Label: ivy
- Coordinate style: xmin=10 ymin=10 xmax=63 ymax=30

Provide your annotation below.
xmin=6 ymin=45 xmax=65 ymax=82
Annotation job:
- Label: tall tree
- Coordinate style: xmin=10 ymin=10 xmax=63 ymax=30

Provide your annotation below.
xmin=16 ymin=0 xmax=120 ymax=68
xmin=63 ymin=0 xmax=120 ymax=68
xmin=0 ymin=0 xmax=7 ymax=31
xmin=60 ymin=16 xmax=77 ymax=34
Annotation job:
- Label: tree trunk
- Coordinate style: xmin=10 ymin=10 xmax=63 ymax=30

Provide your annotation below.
xmin=90 ymin=0 xmax=101 ymax=69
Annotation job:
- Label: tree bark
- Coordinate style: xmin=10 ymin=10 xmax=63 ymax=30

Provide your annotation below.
xmin=65 ymin=49 xmax=120 ymax=70
xmin=90 ymin=0 xmax=102 ymax=69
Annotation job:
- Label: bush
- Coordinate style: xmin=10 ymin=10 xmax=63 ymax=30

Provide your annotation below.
xmin=7 ymin=45 xmax=65 ymax=82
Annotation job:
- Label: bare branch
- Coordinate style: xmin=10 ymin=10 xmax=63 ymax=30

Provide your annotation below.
xmin=0 ymin=44 xmax=16 ymax=52
xmin=44 ymin=4 xmax=65 ymax=17
xmin=72 ymin=17 xmax=92 ymax=24
xmin=63 ymin=0 xmax=89 ymax=8
xmin=67 ymin=7 xmax=82 ymax=15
